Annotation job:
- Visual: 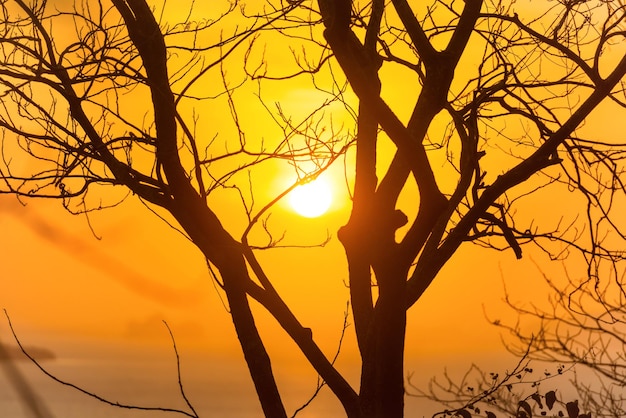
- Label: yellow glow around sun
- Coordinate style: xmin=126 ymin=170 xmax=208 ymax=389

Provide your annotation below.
xmin=288 ymin=178 xmax=333 ymax=218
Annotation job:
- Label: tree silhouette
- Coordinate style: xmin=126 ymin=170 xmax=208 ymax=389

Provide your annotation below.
xmin=1 ymin=0 xmax=626 ymax=417
xmin=406 ymin=348 xmax=593 ymax=418
xmin=491 ymin=263 xmax=626 ymax=418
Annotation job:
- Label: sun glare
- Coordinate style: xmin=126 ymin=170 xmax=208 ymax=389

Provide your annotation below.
xmin=288 ymin=178 xmax=333 ymax=218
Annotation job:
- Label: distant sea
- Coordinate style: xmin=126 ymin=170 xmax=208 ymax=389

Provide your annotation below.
xmin=0 ymin=352 xmax=353 ymax=418
xmin=0 ymin=342 xmax=498 ymax=417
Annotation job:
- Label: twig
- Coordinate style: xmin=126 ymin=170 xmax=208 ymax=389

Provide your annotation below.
xmin=162 ymin=320 xmax=199 ymax=417
xmin=4 ymin=310 xmax=198 ymax=417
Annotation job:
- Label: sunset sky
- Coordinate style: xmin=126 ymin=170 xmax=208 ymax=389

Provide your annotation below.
xmin=0 ymin=0 xmax=624 ymax=416
xmin=0 ymin=178 xmax=552 ymax=416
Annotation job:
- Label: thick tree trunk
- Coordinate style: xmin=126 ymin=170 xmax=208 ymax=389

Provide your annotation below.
xmin=169 ymin=199 xmax=288 ymax=418
xmin=220 ymin=260 xmax=288 ymax=418
xmin=340 ymin=100 xmax=378 ymax=356
xmin=111 ymin=2 xmax=288 ymax=415
xmin=359 ymin=268 xmax=407 ymax=418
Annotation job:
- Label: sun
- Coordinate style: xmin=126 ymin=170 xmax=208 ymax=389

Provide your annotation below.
xmin=288 ymin=178 xmax=333 ymax=218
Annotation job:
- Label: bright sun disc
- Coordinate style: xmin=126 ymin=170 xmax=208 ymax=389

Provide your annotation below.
xmin=288 ymin=179 xmax=332 ymax=218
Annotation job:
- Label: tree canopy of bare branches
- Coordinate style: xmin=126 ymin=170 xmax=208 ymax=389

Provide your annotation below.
xmin=1 ymin=0 xmax=626 ymax=417
xmin=484 ymin=261 xmax=626 ymax=418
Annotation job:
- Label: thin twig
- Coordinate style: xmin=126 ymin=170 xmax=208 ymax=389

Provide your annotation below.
xmin=162 ymin=320 xmax=199 ymax=418
xmin=4 ymin=310 xmax=198 ymax=418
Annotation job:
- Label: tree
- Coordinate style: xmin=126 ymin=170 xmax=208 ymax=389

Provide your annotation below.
xmin=1 ymin=0 xmax=626 ymax=417
xmin=406 ymin=358 xmax=591 ymax=418
xmin=403 ymin=262 xmax=626 ymax=418
xmin=490 ymin=262 xmax=626 ymax=418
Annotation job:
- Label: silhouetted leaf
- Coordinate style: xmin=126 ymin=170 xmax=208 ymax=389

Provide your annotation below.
xmin=566 ymin=401 xmax=579 ymax=418
xmin=518 ymin=400 xmax=532 ymax=418
xmin=531 ymin=393 xmax=543 ymax=409
xmin=546 ymin=391 xmax=557 ymax=410
xmin=579 ymin=414 xmax=590 ymax=418
xmin=456 ymin=408 xmax=472 ymax=418
xmin=486 ymin=412 xmax=496 ymax=418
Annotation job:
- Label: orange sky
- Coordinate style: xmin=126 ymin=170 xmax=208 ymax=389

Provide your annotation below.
xmin=0 ymin=185 xmax=526 ymax=413
xmin=0 ymin=181 xmax=556 ymax=416
xmin=0 ymin=181 xmax=540 ymax=353
xmin=1 ymin=0 xmax=624 ymax=416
